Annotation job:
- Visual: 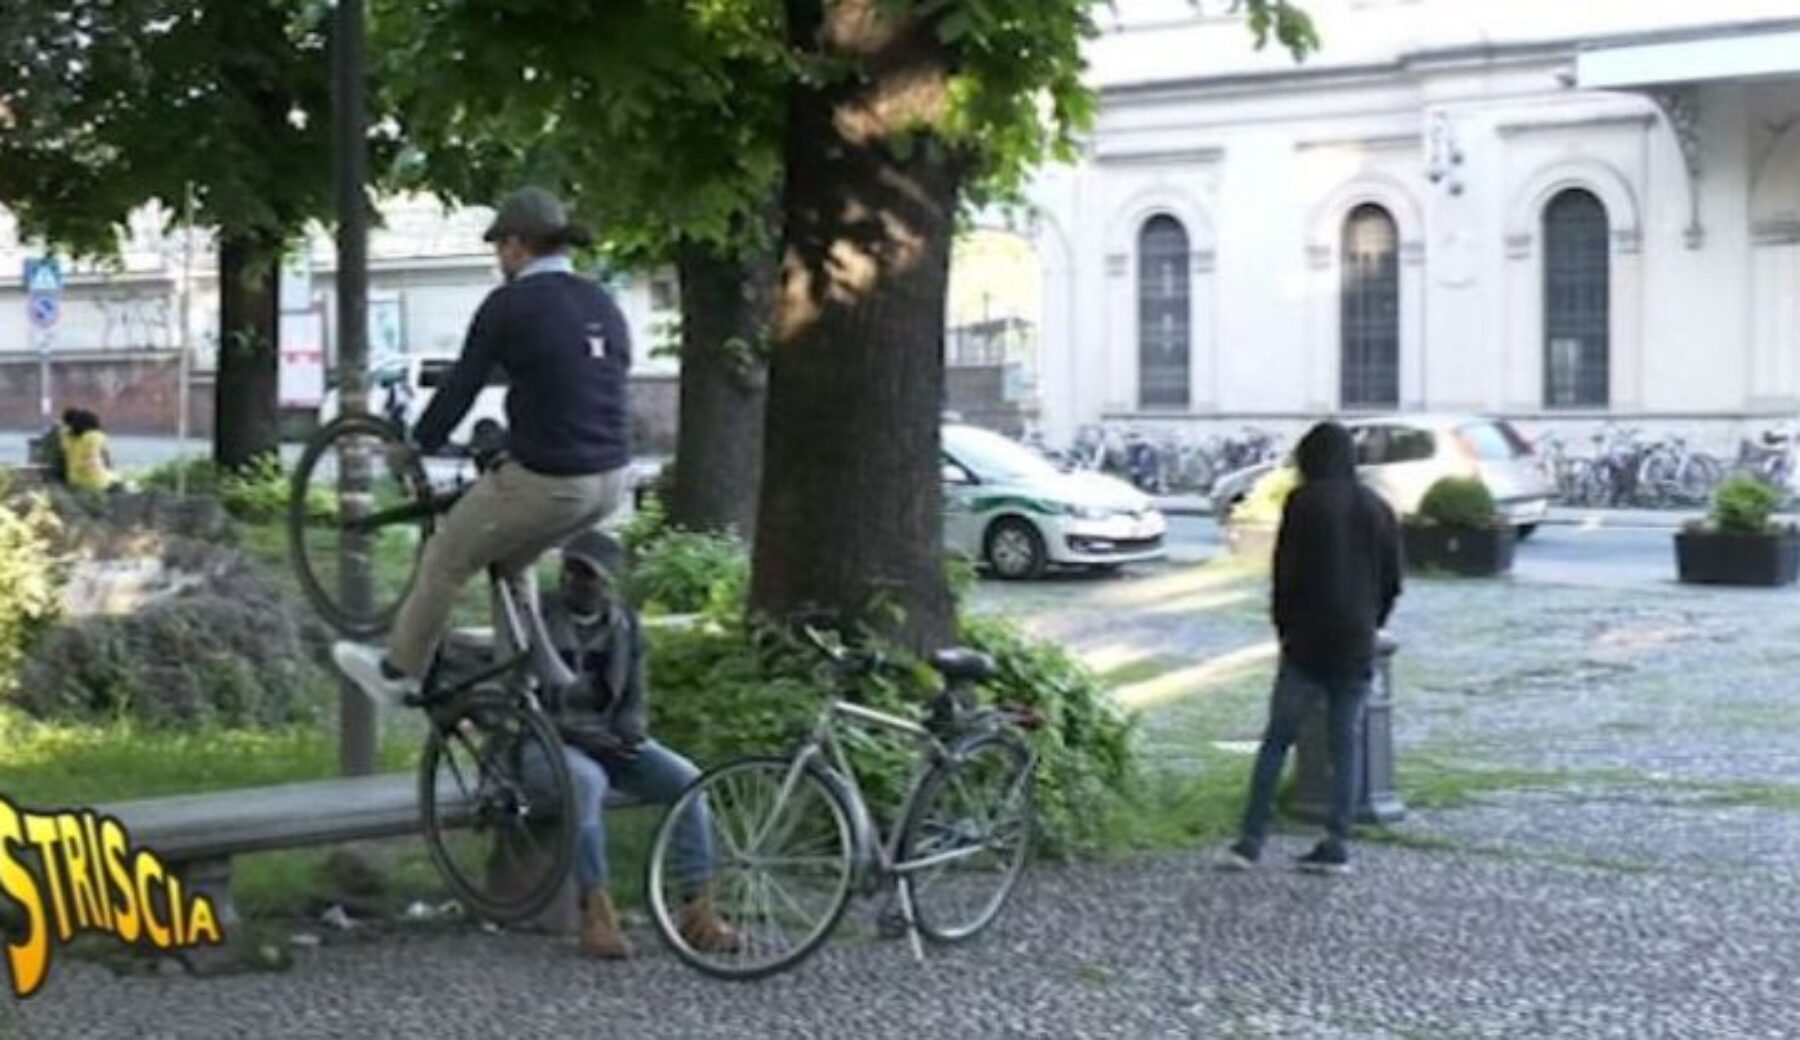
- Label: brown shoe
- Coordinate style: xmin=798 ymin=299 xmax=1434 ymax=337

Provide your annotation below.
xmin=677 ymin=892 xmax=742 ymax=954
xmin=580 ymin=890 xmax=633 ymax=960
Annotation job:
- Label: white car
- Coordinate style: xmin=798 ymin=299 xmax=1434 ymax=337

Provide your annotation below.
xmin=1212 ymin=415 xmax=1554 ymax=536
xmin=318 ymin=356 xmax=508 ymax=446
xmin=943 ymin=424 xmax=1167 ymax=579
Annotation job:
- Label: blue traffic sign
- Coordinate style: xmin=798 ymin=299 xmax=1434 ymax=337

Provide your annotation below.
xmin=28 ymin=295 xmax=59 ymax=330
xmin=23 ymin=258 xmax=63 ymax=296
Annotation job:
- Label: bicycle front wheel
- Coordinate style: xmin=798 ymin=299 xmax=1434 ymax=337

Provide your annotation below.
xmin=288 ymin=413 xmax=435 ymax=637
xmin=897 ymin=731 xmax=1034 ymax=945
xmin=419 ymin=693 xmax=576 ymax=924
xmin=647 ymin=756 xmax=859 ymax=981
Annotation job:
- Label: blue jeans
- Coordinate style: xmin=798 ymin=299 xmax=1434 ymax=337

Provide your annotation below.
xmin=532 ymin=739 xmax=714 ymax=897
xmin=1238 ymin=659 xmax=1369 ymax=848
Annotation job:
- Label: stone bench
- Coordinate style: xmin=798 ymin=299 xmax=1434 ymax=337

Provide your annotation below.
xmin=93 ymin=771 xmax=641 ymax=957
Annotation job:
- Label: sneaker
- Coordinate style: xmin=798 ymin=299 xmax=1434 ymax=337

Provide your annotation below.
xmin=1295 ymin=840 xmax=1353 ymax=876
xmin=331 ymin=642 xmax=420 ymax=708
xmin=1217 ymin=838 xmax=1261 ymax=872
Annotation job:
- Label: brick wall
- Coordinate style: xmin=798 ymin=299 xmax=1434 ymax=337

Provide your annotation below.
xmin=0 ymin=354 xmax=213 ymax=435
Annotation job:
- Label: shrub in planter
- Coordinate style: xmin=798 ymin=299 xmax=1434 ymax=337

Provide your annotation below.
xmin=1403 ymin=476 xmax=1514 ymax=577
xmin=1675 ymin=475 xmax=1799 ymax=586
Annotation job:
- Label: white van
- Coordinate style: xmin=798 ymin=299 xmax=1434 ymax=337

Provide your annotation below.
xmin=318 ymin=356 xmax=509 ymax=445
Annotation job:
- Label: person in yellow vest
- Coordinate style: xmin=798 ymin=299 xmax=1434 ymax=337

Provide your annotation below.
xmin=58 ymin=408 xmax=116 ymax=493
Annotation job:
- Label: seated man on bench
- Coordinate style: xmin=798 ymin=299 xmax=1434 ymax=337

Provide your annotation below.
xmin=545 ymin=530 xmax=738 ymax=960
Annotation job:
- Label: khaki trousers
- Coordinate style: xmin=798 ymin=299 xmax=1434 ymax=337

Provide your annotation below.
xmin=388 ymin=463 xmax=626 ymax=677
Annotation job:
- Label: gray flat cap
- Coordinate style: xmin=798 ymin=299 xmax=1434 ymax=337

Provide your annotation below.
xmin=562 ymin=529 xmax=627 ymax=581
xmin=483 ymin=186 xmax=591 ymax=246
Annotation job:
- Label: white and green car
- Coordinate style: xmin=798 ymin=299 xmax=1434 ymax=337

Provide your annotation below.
xmin=942 ymin=424 xmax=1168 ymax=579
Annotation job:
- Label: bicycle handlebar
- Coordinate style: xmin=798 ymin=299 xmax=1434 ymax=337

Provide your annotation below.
xmin=420 ymin=418 xmax=509 ymax=472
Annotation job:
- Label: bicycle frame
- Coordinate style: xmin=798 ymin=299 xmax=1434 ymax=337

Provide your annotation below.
xmin=748 ymin=695 xmax=1009 ymax=961
xmin=778 ymin=699 xmax=944 ymax=879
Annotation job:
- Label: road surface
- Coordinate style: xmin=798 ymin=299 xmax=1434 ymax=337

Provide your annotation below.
xmin=1163 ymin=514 xmax=1696 ymax=589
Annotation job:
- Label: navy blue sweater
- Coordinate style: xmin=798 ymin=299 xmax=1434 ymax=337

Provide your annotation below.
xmin=414 ymin=272 xmax=632 ymax=476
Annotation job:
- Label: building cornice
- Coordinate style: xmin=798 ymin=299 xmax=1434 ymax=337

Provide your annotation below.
xmin=1101 ymin=16 xmax=1800 ymax=102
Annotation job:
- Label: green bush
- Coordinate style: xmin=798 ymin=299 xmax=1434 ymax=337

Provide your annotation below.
xmin=15 ymin=557 xmax=330 ymax=728
xmin=142 ymin=453 xmax=330 ymax=525
xmin=141 ymin=455 xmax=224 ymax=496
xmin=619 ymin=501 xmax=1138 ymax=855
xmin=1710 ymin=474 xmax=1784 ymax=535
xmin=619 ymin=492 xmax=671 ymax=559
xmin=0 ymin=490 xmax=66 ymax=694
xmin=1230 ymin=466 xmax=1297 ymax=527
xmin=647 ymin=611 xmax=1138 ymax=858
xmin=1416 ymin=476 xmax=1497 ymax=529
xmin=958 ymin=614 xmax=1138 ymax=855
xmin=627 ymin=526 xmax=749 ymax=617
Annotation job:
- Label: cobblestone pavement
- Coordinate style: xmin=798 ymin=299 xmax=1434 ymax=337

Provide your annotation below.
xmin=9 ymin=563 xmax=1800 ymax=1038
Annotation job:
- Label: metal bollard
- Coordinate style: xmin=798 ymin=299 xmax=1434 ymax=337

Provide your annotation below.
xmin=1292 ymin=632 xmax=1406 ymax=826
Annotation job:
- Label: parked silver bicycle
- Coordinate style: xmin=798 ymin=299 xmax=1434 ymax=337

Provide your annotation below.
xmin=645 ymin=620 xmax=1040 ymax=980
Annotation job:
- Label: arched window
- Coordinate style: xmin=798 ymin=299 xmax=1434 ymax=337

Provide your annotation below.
xmin=1138 ymin=215 xmax=1191 ymax=409
xmin=1543 ymin=189 xmax=1610 ymax=408
xmin=1340 ymin=204 xmax=1400 ymax=409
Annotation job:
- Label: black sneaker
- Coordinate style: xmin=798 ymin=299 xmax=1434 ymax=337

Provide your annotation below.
xmin=1295 ymin=841 xmax=1352 ymax=875
xmin=1218 ymin=838 xmax=1261 ymax=872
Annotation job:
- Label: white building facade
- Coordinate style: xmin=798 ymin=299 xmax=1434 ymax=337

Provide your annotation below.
xmin=1029 ymin=0 xmax=1800 ymax=453
xmin=0 ymin=195 xmax=678 ymax=436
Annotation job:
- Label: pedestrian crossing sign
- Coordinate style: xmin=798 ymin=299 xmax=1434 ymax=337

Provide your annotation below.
xmin=24 ymin=258 xmax=63 ymax=296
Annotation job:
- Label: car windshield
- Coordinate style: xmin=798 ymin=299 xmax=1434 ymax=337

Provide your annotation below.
xmin=1458 ymin=421 xmax=1526 ymax=462
xmin=945 ymin=426 xmax=1060 ymax=482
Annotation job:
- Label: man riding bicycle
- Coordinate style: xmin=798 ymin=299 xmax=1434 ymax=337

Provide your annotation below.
xmin=332 ymin=186 xmax=632 ymax=706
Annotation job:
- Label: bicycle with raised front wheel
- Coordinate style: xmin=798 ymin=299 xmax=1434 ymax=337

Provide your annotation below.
xmin=286 ymin=412 xmax=579 ymax=925
xmin=645 ymin=618 xmax=1041 ymax=981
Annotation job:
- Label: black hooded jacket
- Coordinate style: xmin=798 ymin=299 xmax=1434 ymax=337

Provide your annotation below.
xmin=1272 ymin=423 xmax=1403 ymax=680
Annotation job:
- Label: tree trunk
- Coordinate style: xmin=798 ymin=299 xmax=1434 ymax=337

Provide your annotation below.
xmin=749 ymin=0 xmax=960 ymax=653
xmin=214 ymin=230 xmax=283 ymax=472
xmin=668 ymin=240 xmax=775 ymax=539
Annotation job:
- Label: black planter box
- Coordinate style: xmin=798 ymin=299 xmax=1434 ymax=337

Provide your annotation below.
xmin=1402 ymin=523 xmax=1515 ymax=577
xmin=1674 ymin=529 xmax=1800 ymax=587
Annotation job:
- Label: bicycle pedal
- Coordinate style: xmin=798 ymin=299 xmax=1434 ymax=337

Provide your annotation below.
xmin=875 ymin=905 xmax=910 ymax=941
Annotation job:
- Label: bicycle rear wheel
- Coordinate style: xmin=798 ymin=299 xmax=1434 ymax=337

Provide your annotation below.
xmin=1679 ymin=454 xmax=1724 ymax=506
xmin=419 ymin=693 xmax=576 ymax=924
xmin=288 ymin=413 xmax=435 ymax=637
xmin=647 ymin=756 xmax=859 ymax=980
xmin=896 ymin=731 xmax=1034 ymax=944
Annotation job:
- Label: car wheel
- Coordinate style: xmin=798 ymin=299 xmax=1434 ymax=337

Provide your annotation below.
xmin=985 ymin=518 xmax=1048 ymax=580
xmin=1516 ymin=523 xmax=1538 ymax=542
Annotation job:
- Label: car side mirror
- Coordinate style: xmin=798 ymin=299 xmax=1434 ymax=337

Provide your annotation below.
xmin=942 ymin=463 xmax=974 ymax=486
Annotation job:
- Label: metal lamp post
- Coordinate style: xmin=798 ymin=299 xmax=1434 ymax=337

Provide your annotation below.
xmin=334 ymin=0 xmax=376 ymax=776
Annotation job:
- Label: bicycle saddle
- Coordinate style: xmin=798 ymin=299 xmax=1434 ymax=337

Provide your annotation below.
xmin=929 ymin=648 xmax=999 ymax=683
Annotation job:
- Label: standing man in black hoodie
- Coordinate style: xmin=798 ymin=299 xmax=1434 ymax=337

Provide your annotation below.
xmin=1224 ymin=421 xmax=1402 ymax=874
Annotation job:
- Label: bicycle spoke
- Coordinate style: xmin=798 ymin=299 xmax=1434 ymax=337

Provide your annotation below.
xmin=649 ymin=760 xmax=855 ymax=978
